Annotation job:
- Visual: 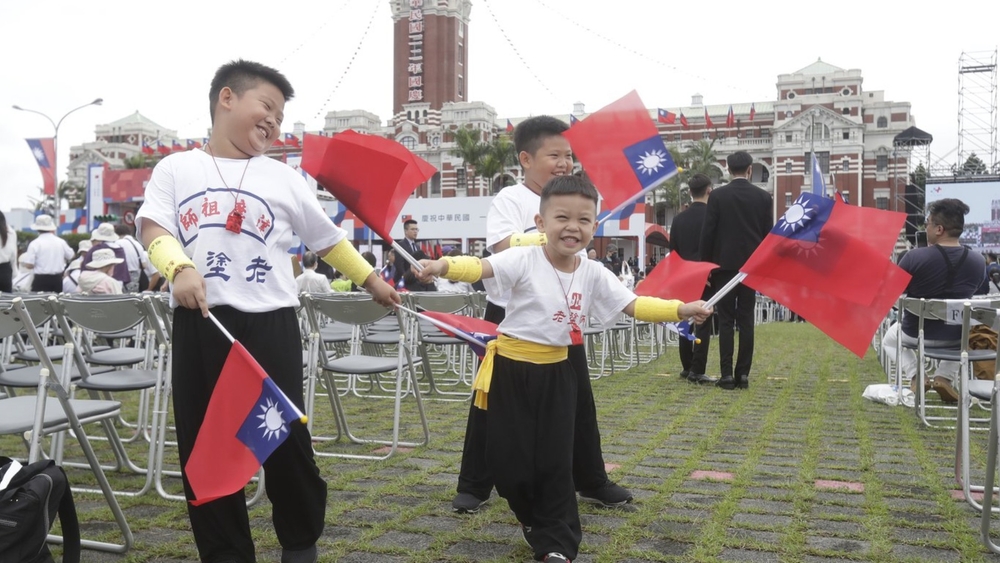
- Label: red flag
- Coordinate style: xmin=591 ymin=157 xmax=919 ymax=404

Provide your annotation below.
xmin=725 ymin=105 xmax=735 ymax=128
xmin=186 ymin=139 xmax=202 ymax=149
xmin=156 ymin=142 xmax=171 ymax=156
xmin=740 ymin=193 xmax=900 ymax=307
xmin=172 ymin=140 xmax=185 ymax=152
xmin=744 ymin=263 xmax=911 ymax=358
xmin=301 ymin=131 xmax=437 ymax=243
xmin=419 ymin=310 xmax=498 ymax=358
xmin=25 ymin=138 xmax=56 ymax=196
xmin=657 ymin=108 xmax=676 ymax=124
xmin=273 ymin=137 xmax=284 ymax=147
xmin=141 ymin=141 xmax=155 ymax=156
xmin=563 ymin=90 xmax=679 ymax=212
xmin=185 ymin=341 xmax=306 ymax=505
xmin=829 ymin=199 xmax=905 ymax=258
xmin=635 ymin=252 xmax=718 ymax=303
xmin=506 ymin=119 xmax=514 ymax=133
xmin=704 ymin=109 xmax=715 ymax=129
xmin=749 ymin=103 xmax=756 ymax=121
xmin=284 ymin=133 xmax=300 ymax=147
xmin=679 ymin=112 xmax=689 ymax=129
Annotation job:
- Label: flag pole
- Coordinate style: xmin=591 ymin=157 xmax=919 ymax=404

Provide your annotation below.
xmin=207 ymin=312 xmax=235 ymax=344
xmin=394 ymin=304 xmax=488 ymax=349
xmin=391 ymin=240 xmax=426 ymax=272
xmin=702 ymin=272 xmax=747 ymax=310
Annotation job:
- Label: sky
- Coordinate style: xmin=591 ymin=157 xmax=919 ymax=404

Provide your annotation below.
xmin=1 ymin=0 xmax=997 ymax=213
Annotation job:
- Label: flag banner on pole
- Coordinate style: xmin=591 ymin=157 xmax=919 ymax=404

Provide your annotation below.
xmin=657 ymin=108 xmax=676 ymax=124
xmin=563 ymin=90 xmax=678 ymax=212
xmin=157 ymin=142 xmax=171 ymax=156
xmin=725 ymin=106 xmax=735 ymax=128
xmin=416 ymin=310 xmax=498 ymax=359
xmin=740 ymin=192 xmax=898 ymax=306
xmin=301 ymin=131 xmax=437 ymax=243
xmin=679 ymin=112 xmax=689 ymax=129
xmin=743 ymin=263 xmax=911 ymax=358
xmin=25 ymin=138 xmax=56 ymax=196
xmin=636 ymin=251 xmax=718 ymax=303
xmin=811 ymin=153 xmax=826 ymax=197
xmin=284 ymin=133 xmax=300 ymax=147
xmin=186 ymin=139 xmax=202 ymax=149
xmin=185 ymin=341 xmax=306 ymax=506
xmin=569 ymin=114 xmax=579 ymax=125
xmin=749 ymin=103 xmax=756 ymax=121
xmin=506 ymin=119 xmax=514 ymax=133
xmin=829 ymin=199 xmax=906 ymax=259
xmin=142 ymin=141 xmax=155 ymax=155
xmin=172 ymin=140 xmax=185 ymax=152
xmin=704 ymin=109 xmax=714 ymax=129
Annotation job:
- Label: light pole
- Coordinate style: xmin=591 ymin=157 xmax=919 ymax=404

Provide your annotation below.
xmin=13 ymin=97 xmax=103 ymax=223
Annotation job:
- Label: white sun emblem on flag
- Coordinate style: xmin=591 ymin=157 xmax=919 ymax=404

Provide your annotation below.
xmin=634 ymin=149 xmax=668 ymax=176
xmin=32 ymin=147 xmax=46 ymax=163
xmin=255 ymin=398 xmax=287 ymax=440
xmin=779 ymin=197 xmax=817 ymax=233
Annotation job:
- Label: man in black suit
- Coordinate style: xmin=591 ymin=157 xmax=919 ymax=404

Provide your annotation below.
xmin=394 ymin=218 xmax=427 ymax=286
xmin=699 ymin=151 xmax=773 ymax=390
xmin=669 ymin=174 xmax=717 ymax=385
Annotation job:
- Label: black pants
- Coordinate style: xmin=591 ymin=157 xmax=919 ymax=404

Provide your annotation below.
xmin=0 ymin=262 xmax=11 ymax=293
xmin=711 ymin=270 xmax=756 ymax=378
xmin=173 ymin=306 xmax=327 ymax=563
xmin=31 ymin=273 xmax=62 ymax=293
xmin=457 ymin=302 xmax=611 ymax=499
xmin=488 ymin=355 xmax=581 ymax=561
xmin=677 ymin=287 xmax=713 ymax=374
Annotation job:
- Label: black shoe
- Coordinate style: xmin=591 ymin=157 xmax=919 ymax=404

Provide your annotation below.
xmin=543 ymin=553 xmax=571 ymax=562
xmin=716 ymin=375 xmax=736 ymax=390
xmin=281 ymin=545 xmax=317 ymax=563
xmin=736 ymin=375 xmax=749 ymax=390
xmin=679 ymin=369 xmax=691 ymax=381
xmin=452 ymin=492 xmax=489 ymax=513
xmin=578 ymin=482 xmax=633 ymax=508
xmin=689 ymin=373 xmax=719 ymax=385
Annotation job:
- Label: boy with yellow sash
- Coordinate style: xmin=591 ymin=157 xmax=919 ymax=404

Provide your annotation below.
xmin=418 ymin=175 xmax=712 ymax=563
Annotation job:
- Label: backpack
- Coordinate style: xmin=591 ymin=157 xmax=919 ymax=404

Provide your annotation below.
xmin=0 ymin=457 xmax=79 ymax=563
xmin=970 ymin=324 xmax=999 ymax=381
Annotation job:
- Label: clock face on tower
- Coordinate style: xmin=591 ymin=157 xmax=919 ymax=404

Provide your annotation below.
xmin=430 ymin=135 xmax=441 ymax=148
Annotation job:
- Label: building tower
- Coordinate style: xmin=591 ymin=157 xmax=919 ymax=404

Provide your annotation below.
xmin=389 ymin=0 xmax=472 ymax=124
xmin=957 ymin=50 xmax=998 ymax=174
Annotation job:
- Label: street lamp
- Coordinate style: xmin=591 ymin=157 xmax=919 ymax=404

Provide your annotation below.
xmin=13 ymin=97 xmax=103 ymax=222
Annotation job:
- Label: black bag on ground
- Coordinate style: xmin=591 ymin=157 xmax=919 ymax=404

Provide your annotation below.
xmin=0 ymin=457 xmax=79 ymax=563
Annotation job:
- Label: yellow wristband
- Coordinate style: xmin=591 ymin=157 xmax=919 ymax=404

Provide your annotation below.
xmin=443 ymin=256 xmax=482 ymax=283
xmin=322 ymin=238 xmax=375 ymax=287
xmin=148 ymin=235 xmax=196 ymax=283
xmin=509 ymin=232 xmax=547 ymax=247
xmin=633 ymin=296 xmax=683 ymax=323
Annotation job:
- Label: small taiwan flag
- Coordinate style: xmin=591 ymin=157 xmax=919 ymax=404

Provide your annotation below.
xmin=749 ymin=103 xmax=756 ymax=121
xmin=704 ymin=109 xmax=715 ymax=129
xmin=679 ymin=112 xmax=689 ymax=129
xmin=569 ymin=114 xmax=579 ymax=125
xmin=506 ymin=119 xmax=514 ymax=133
xmin=657 ymin=108 xmax=676 ymax=124
xmin=284 ymin=133 xmax=300 ymax=147
xmin=24 ymin=138 xmax=55 ymax=196
xmin=141 ymin=141 xmax=155 ymax=156
xmin=418 ymin=311 xmax=499 ymax=359
xmin=157 ymin=141 xmax=171 ymax=155
xmin=187 ymin=139 xmax=202 ymax=149
xmin=725 ymin=105 xmax=735 ymax=128
xmin=172 ymin=140 xmax=185 ymax=152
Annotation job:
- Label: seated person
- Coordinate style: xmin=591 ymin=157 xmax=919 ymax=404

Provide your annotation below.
xmin=78 ymin=248 xmax=125 ymax=295
xmin=295 ymin=251 xmax=332 ymax=294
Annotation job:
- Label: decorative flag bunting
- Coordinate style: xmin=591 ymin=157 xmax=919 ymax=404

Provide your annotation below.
xmin=562 ymin=90 xmax=679 ymax=214
xmin=25 ymin=138 xmax=56 ymax=196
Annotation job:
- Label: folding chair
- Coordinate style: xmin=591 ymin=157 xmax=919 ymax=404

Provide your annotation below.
xmin=0 ymin=297 xmax=133 ymax=554
xmin=972 ymin=307 xmax=1000 ymax=552
xmin=302 ymin=293 xmax=429 ymax=460
xmin=405 ymin=291 xmax=478 ymax=397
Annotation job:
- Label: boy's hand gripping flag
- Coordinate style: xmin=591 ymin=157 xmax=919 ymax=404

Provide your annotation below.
xmin=185 ymin=314 xmax=308 ymax=506
xmin=635 ymin=251 xmax=718 ymax=304
xmin=563 ymin=90 xmax=679 ymax=219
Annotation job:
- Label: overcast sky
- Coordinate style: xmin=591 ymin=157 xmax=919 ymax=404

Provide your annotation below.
xmin=1 ymin=0 xmax=997 ymax=213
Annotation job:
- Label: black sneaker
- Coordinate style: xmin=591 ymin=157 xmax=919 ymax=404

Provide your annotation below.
xmin=543 ymin=553 xmax=571 ymax=562
xmin=281 ymin=545 xmax=317 ymax=563
xmin=715 ymin=375 xmax=736 ymax=390
xmin=452 ymin=492 xmax=489 ymax=513
xmin=736 ymin=375 xmax=749 ymax=390
xmin=578 ymin=482 xmax=633 ymax=508
xmin=679 ymin=369 xmax=690 ymax=381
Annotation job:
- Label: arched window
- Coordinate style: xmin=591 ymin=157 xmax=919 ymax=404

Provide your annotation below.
xmin=398 ymin=135 xmax=417 ymax=150
xmin=806 ymin=124 xmax=830 ymax=140
xmin=876 ymin=116 xmax=888 ymax=128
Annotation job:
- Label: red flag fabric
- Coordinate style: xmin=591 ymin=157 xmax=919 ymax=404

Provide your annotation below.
xmin=725 ymin=106 xmax=735 ymax=128
xmin=829 ymin=199 xmax=905 ymax=258
xmin=185 ymin=341 xmax=306 ymax=506
xmin=284 ymin=133 xmax=300 ymax=147
xmin=141 ymin=141 xmax=155 ymax=156
xmin=172 ymin=140 xmax=185 ymax=152
xmin=563 ymin=90 xmax=678 ymax=212
xmin=301 ymin=131 xmax=437 ymax=243
xmin=744 ymin=263 xmax=911 ymax=358
xmin=273 ymin=137 xmax=284 ymax=147
xmin=679 ymin=113 xmax=689 ymax=129
xmin=24 ymin=138 xmax=56 ymax=196
xmin=657 ymin=108 xmax=676 ymax=124
xmin=740 ymin=192 xmax=900 ymax=307
xmin=156 ymin=142 xmax=171 ymax=156
xmin=635 ymin=251 xmax=718 ymax=303
xmin=749 ymin=103 xmax=756 ymax=121
xmin=506 ymin=119 xmax=514 ymax=133
xmin=704 ymin=109 xmax=715 ymax=129
xmin=420 ymin=311 xmax=498 ymax=359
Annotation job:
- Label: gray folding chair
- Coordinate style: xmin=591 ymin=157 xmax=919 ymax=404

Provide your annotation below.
xmin=0 ymin=297 xmax=133 ymax=554
xmin=302 ymin=293 xmax=429 ymax=460
xmin=971 ymin=307 xmax=1000 ymax=552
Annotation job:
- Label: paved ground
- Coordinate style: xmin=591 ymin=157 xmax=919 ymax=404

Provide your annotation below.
xmin=4 ymin=322 xmax=998 ymax=562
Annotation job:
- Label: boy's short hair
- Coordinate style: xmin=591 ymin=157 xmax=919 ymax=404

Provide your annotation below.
xmin=302 ymin=251 xmax=318 ymax=269
xmin=687 ymin=174 xmax=712 ymax=197
xmin=726 ymin=151 xmax=753 ymax=175
xmin=209 ymin=59 xmax=295 ymax=124
xmin=514 ymin=116 xmax=569 ymax=157
xmin=540 ymin=175 xmax=599 ymax=210
xmin=927 ymin=198 xmax=969 ymax=238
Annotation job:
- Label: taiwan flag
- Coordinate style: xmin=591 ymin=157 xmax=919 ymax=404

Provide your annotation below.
xmin=185 ymin=341 xmax=307 ymax=506
xmin=141 ymin=140 xmax=155 ymax=156
xmin=704 ymin=109 xmax=715 ymax=129
xmin=187 ymin=139 xmax=202 ymax=149
xmin=741 ymin=192 xmax=904 ymax=308
xmin=563 ymin=90 xmax=679 ymax=214
xmin=418 ymin=310 xmax=498 ymax=359
xmin=172 ymin=140 xmax=185 ymax=152
xmin=657 ymin=108 xmax=676 ymax=124
xmin=725 ymin=105 xmax=735 ymax=128
xmin=273 ymin=137 xmax=284 ymax=147
xmin=569 ymin=114 xmax=579 ymax=125
xmin=636 ymin=251 xmax=718 ymax=303
xmin=679 ymin=112 xmax=689 ymax=129
xmin=749 ymin=103 xmax=756 ymax=121
xmin=157 ymin=141 xmax=171 ymax=155
xmin=506 ymin=119 xmax=514 ymax=133
xmin=284 ymin=133 xmax=300 ymax=147
xmin=25 ymin=138 xmax=56 ymax=196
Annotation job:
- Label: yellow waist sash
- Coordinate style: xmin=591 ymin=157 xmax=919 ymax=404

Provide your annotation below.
xmin=472 ymin=334 xmax=568 ymax=410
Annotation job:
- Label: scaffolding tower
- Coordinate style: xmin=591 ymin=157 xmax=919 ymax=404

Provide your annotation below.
xmin=958 ymin=50 xmax=998 ymax=174
xmin=893 ymin=127 xmax=933 ymax=250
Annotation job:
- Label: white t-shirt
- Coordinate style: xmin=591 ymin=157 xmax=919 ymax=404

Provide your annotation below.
xmin=486 ymin=246 xmax=636 ymax=347
xmin=296 ymin=269 xmax=332 ymax=294
xmin=23 ymin=233 xmax=74 ymax=275
xmin=483 ymin=183 xmax=542 ymax=308
xmin=136 ymin=150 xmax=346 ymax=312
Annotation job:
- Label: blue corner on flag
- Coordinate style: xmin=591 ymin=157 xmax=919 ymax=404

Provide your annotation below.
xmin=622 ymin=136 xmax=677 ymax=190
xmin=235 ymin=378 xmax=298 ymax=464
xmin=774 ymin=192 xmax=834 ymax=244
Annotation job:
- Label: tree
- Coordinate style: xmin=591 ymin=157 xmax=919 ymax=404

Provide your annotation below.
xmin=652 ymin=140 xmax=722 ymax=221
xmin=910 ymin=162 xmax=927 ymax=189
xmin=960 ymin=152 xmax=988 ymax=175
xmin=59 ymin=180 xmax=86 ymax=209
xmin=477 ymin=136 xmax=517 ymax=193
xmin=124 ymin=154 xmax=155 ymax=169
xmin=449 ymin=127 xmax=486 ymax=194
